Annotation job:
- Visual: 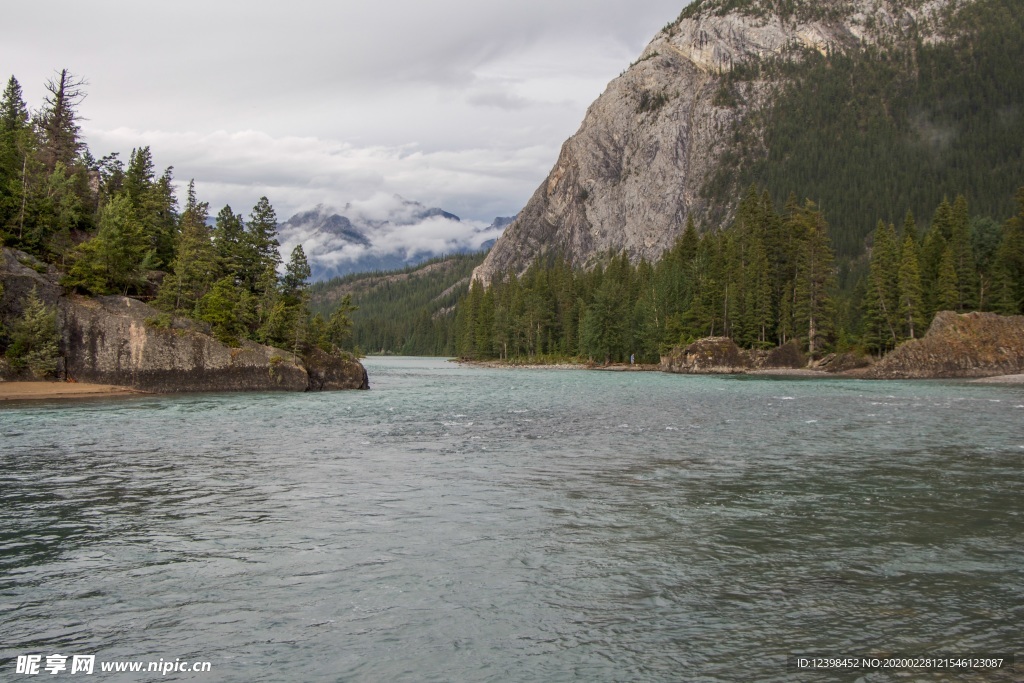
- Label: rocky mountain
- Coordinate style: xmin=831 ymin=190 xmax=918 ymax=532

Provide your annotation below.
xmin=474 ymin=0 xmax=1022 ymax=282
xmin=277 ymin=195 xmax=510 ymax=281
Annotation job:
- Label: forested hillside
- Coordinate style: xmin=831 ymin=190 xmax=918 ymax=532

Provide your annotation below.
xmin=0 ymin=71 xmax=352 ymax=369
xmin=476 ymin=0 xmax=1023 ymax=283
xmin=707 ymin=0 xmax=1024 ymax=256
xmin=455 ymin=187 xmax=1024 ymax=363
xmin=310 ymin=252 xmax=484 ymax=356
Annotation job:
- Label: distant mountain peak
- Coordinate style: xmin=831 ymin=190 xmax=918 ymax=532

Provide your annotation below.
xmin=277 ymin=195 xmax=512 ymax=281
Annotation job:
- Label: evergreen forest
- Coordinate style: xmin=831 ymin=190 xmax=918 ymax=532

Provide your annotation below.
xmin=453 ymin=187 xmax=1024 ymax=363
xmin=0 ymin=70 xmax=352 ymax=365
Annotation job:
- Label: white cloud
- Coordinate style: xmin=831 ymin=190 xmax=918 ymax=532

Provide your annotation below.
xmin=3 ymin=0 xmax=687 ymax=226
xmin=274 ymin=197 xmax=505 ymax=279
xmin=87 ymin=126 xmax=552 ymax=223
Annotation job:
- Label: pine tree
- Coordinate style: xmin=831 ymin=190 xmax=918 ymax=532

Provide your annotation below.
xmin=0 ymin=76 xmax=32 ymax=235
xmin=932 ymin=198 xmax=954 ymax=240
xmin=37 ymin=69 xmax=86 ymax=173
xmin=948 ymin=194 xmax=977 ymax=310
xmin=581 ymin=274 xmax=626 ymax=364
xmin=745 ymin=236 xmax=773 ymax=346
xmin=862 ymin=220 xmax=901 ymax=352
xmin=5 ymin=287 xmax=59 ymax=378
xmin=243 ymin=196 xmax=281 ymax=291
xmin=39 ymin=161 xmax=85 ymax=260
xmin=150 ymin=167 xmax=179 ymax=267
xmin=65 ymin=193 xmax=151 ymax=294
xmin=456 ymin=279 xmax=483 ymax=358
xmin=901 ymin=210 xmax=918 ymax=244
xmin=934 ymin=246 xmax=960 ymax=312
xmin=475 ymin=286 xmax=495 ymax=357
xmin=282 ymin=245 xmax=311 ymax=303
xmin=971 ymin=216 xmax=1003 ymax=310
xmin=123 ymin=147 xmax=155 ymax=207
xmin=325 ymin=295 xmax=356 ymax=350
xmin=992 ymin=187 xmax=1024 ymax=314
xmin=279 ymin=245 xmax=313 ymax=355
xmin=919 ymin=226 xmax=947 ymax=319
xmin=155 ymin=180 xmax=218 ymax=313
xmin=791 ymin=201 xmax=836 ymax=357
xmin=122 ymin=146 xmax=173 ymax=265
xmin=213 ymin=205 xmax=246 ymax=277
xmin=897 ymin=234 xmax=925 ymax=339
xmin=195 ymin=276 xmax=253 ymax=346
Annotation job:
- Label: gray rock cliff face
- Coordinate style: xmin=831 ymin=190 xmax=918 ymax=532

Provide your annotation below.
xmin=473 ymin=0 xmax=960 ymax=283
xmin=0 ymin=249 xmax=62 ymax=315
xmin=61 ymin=295 xmax=311 ymax=392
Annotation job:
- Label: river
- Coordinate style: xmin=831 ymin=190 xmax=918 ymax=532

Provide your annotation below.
xmin=1 ymin=357 xmax=1021 ymax=681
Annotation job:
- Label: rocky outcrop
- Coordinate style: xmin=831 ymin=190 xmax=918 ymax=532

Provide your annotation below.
xmin=864 ymin=311 xmax=1024 ymax=379
xmin=303 ymin=347 xmax=369 ymax=391
xmin=815 ymin=351 xmax=872 ymax=373
xmin=1 ymin=247 xmax=369 ymax=392
xmin=0 ymin=249 xmax=62 ymax=316
xmin=61 ymin=295 xmax=311 ymax=392
xmin=473 ymin=0 xmax=960 ymax=283
xmin=661 ymin=337 xmax=751 ymax=373
xmin=661 ymin=337 xmax=814 ymax=374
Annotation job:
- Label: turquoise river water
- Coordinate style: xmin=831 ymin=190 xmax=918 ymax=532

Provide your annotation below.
xmin=1 ymin=357 xmax=1022 ymax=681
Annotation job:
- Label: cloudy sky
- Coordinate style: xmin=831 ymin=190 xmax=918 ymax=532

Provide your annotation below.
xmin=4 ymin=0 xmax=684 ymax=225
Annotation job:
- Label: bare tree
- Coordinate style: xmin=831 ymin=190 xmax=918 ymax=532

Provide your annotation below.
xmin=37 ymin=68 xmax=87 ymax=172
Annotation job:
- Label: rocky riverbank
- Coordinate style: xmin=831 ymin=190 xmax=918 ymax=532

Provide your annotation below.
xmin=459 ymin=311 xmax=1024 ymax=383
xmin=660 ymin=338 xmax=812 ymax=375
xmin=863 ymin=311 xmax=1024 ymax=379
xmin=660 ymin=311 xmax=1024 ymax=380
xmin=1 ymin=248 xmax=368 ymax=393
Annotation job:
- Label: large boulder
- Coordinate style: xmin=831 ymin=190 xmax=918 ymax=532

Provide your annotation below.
xmin=865 ymin=311 xmax=1024 ymax=379
xmin=661 ymin=337 xmax=750 ymax=374
xmin=303 ymin=346 xmax=369 ymax=390
xmin=661 ymin=337 xmax=817 ymax=375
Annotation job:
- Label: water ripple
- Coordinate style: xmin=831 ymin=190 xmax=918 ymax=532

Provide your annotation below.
xmin=1 ymin=358 xmax=1021 ymax=681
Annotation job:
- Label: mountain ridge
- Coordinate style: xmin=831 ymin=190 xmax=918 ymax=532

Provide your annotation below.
xmin=473 ymin=0 xmax=1018 ymax=282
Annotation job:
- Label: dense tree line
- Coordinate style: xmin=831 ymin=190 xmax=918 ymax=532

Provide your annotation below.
xmin=455 ymin=188 xmax=1024 ymax=363
xmin=0 ymin=70 xmax=351 ymax=363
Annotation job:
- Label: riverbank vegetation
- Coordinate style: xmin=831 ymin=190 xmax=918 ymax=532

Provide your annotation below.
xmin=454 ymin=187 xmax=1024 ymax=364
xmin=0 ymin=70 xmax=352 ymax=359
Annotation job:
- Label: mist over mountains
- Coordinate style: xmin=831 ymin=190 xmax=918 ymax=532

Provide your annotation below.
xmin=276 ymin=194 xmax=513 ymax=280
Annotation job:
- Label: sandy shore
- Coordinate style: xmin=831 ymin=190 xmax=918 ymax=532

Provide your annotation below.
xmin=968 ymin=374 xmax=1024 ymax=384
xmin=0 ymin=382 xmax=142 ymax=401
xmin=455 ymin=360 xmax=584 ymax=370
xmin=747 ymin=368 xmax=833 ymax=377
xmin=455 ymin=359 xmax=661 ymax=371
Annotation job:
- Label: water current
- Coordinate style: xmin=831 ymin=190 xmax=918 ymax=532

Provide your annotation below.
xmin=1 ymin=357 xmax=1022 ymax=681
